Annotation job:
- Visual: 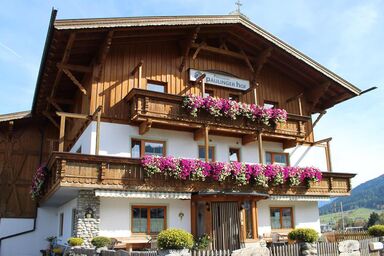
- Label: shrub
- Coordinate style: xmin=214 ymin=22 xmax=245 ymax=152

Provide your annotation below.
xmin=157 ymin=228 xmax=194 ymax=250
xmin=288 ymin=228 xmax=319 ymax=243
xmin=91 ymin=236 xmax=111 ymax=248
xmin=67 ymin=237 xmax=84 ymax=246
xmin=368 ymin=225 xmax=384 ymax=237
xmin=193 ymin=234 xmax=211 ymax=250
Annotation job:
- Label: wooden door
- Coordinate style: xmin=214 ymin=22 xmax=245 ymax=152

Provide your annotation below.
xmin=211 ymin=201 xmax=241 ymax=251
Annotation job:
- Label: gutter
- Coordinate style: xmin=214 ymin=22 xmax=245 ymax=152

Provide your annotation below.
xmin=31 ymin=8 xmax=57 ymax=115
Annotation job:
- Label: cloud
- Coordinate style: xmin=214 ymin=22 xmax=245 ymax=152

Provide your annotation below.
xmin=0 ymin=42 xmax=22 ymax=59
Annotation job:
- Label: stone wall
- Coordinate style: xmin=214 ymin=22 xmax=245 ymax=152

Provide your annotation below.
xmin=75 ymin=190 xmax=100 ymax=247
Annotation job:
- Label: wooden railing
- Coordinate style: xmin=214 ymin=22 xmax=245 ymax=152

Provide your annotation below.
xmin=125 ymin=89 xmax=310 ymax=140
xmin=322 ymin=231 xmax=372 ymax=243
xmin=41 ymin=152 xmax=355 ymax=201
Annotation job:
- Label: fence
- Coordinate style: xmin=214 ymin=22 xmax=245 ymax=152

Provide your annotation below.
xmin=322 ymin=231 xmax=372 ymax=243
xmin=191 ymin=249 xmax=231 ymax=256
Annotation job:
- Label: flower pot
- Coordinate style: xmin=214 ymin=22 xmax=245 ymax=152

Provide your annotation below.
xmin=158 ymin=249 xmax=191 ymax=256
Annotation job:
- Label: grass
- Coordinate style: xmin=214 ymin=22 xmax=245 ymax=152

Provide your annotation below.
xmin=320 ymin=208 xmax=383 ymax=224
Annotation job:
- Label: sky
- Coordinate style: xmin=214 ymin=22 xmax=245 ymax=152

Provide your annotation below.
xmin=0 ymin=0 xmax=383 ymax=187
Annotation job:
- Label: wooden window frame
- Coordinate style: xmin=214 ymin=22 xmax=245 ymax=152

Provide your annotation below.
xmin=263 ymin=100 xmax=279 ymax=109
xmin=270 ymin=207 xmax=294 ymax=230
xmin=146 ymin=80 xmax=167 ymax=93
xmin=266 ymin=151 xmax=289 ymax=166
xmin=229 ymin=147 xmax=241 ymax=162
xmin=131 ymin=205 xmax=167 ymax=235
xmin=59 ymin=212 xmax=64 ymax=236
xmin=204 ymin=89 xmax=215 ymax=97
xmin=242 ymin=200 xmax=258 ymax=241
xmin=131 ymin=139 xmax=166 ymax=158
xmin=228 ymin=93 xmax=241 ymax=102
xmin=198 ymin=145 xmax=215 ymax=161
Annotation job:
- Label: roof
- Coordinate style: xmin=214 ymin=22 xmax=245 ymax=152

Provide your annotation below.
xmin=0 ymin=111 xmax=31 ymax=123
xmin=54 ymin=14 xmax=361 ymax=95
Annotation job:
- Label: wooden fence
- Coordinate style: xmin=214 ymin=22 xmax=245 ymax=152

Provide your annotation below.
xmin=191 ymin=249 xmax=231 ymax=256
xmin=322 ymin=231 xmax=372 ymax=243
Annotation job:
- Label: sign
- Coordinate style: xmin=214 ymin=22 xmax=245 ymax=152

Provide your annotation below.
xmin=189 ymin=69 xmax=250 ymax=91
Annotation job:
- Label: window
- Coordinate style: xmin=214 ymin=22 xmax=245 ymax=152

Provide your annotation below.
xmin=71 ymin=209 xmax=76 ymax=236
xmin=243 ymin=201 xmax=254 ymax=239
xmin=270 ymin=207 xmax=293 ymax=229
xmin=147 ymin=80 xmax=166 ymax=93
xmin=198 ymin=146 xmax=215 ymax=161
xmin=131 ymin=139 xmax=165 ymax=158
xmin=229 ymin=94 xmax=240 ymax=102
xmin=263 ymin=100 xmax=278 ymax=109
xmin=266 ymin=152 xmax=288 ymax=166
xmin=204 ymin=89 xmax=214 ymax=97
xmin=132 ymin=206 xmax=166 ymax=234
xmin=229 ymin=148 xmax=240 ymax=162
xmin=59 ymin=213 xmax=64 ymax=236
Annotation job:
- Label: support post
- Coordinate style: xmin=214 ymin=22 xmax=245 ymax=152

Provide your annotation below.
xmin=326 ymin=141 xmax=333 ymax=172
xmin=204 ymin=125 xmax=209 ymax=162
xmin=95 ymin=110 xmax=101 ymax=155
xmin=138 ymin=65 xmax=142 ymax=89
xmin=59 ymin=115 xmax=66 ymax=152
xmin=253 ymin=87 xmax=258 ymax=105
xmin=258 ymin=132 xmax=263 ymax=164
xmin=202 ymin=80 xmax=206 ymax=97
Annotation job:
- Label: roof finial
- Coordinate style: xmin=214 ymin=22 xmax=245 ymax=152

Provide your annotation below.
xmin=235 ymin=0 xmax=242 ymax=13
xmin=229 ymin=0 xmax=249 ymax=19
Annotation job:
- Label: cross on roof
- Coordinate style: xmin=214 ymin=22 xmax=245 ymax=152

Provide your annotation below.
xmin=235 ymin=0 xmax=242 ymax=12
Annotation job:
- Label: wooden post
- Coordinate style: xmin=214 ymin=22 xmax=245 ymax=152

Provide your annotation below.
xmin=95 ymin=110 xmax=101 ymax=155
xmin=191 ymin=201 xmax=196 ymax=237
xmin=326 ymin=141 xmax=333 ymax=172
xmin=204 ymin=126 xmax=209 ymax=162
xmin=138 ymin=65 xmax=142 ymax=89
xmin=58 ymin=116 xmax=66 ymax=152
xmin=257 ymin=132 xmax=263 ymax=164
xmin=253 ymin=87 xmax=258 ymax=105
xmin=298 ymin=96 xmax=303 ymax=116
xmin=202 ymin=80 xmax=206 ymax=97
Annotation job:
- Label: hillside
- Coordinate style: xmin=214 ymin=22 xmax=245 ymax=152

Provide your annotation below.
xmin=320 ymin=174 xmax=384 ymax=215
xmin=320 ymin=208 xmax=383 ymax=224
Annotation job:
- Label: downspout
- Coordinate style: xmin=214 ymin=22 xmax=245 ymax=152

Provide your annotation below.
xmin=0 ymin=4 xmax=55 ymax=242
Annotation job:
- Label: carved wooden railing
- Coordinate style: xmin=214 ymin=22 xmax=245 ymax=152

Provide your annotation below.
xmin=41 ymin=152 xmax=355 ymax=201
xmin=125 ymin=89 xmax=310 ymax=139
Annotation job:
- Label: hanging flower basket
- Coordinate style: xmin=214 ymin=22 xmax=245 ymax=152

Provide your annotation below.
xmin=30 ymin=165 xmax=49 ymax=200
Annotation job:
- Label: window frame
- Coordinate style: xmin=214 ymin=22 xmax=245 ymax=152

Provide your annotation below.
xmin=270 ymin=207 xmax=294 ymax=230
xmin=229 ymin=147 xmax=241 ymax=162
xmin=131 ymin=139 xmax=166 ymax=158
xmin=131 ymin=205 xmax=167 ymax=235
xmin=263 ymin=100 xmax=279 ymax=109
xmin=146 ymin=80 xmax=167 ymax=93
xmin=266 ymin=151 xmax=289 ymax=166
xmin=198 ymin=145 xmax=215 ymax=161
xmin=228 ymin=93 xmax=241 ymax=102
xmin=59 ymin=212 xmax=64 ymax=237
xmin=204 ymin=89 xmax=214 ymax=97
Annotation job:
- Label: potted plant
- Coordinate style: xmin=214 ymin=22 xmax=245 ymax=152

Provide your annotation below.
xmin=157 ymin=228 xmax=194 ymax=256
xmin=67 ymin=237 xmax=84 ymax=248
xmin=368 ymin=225 xmax=384 ymax=237
xmin=91 ymin=236 xmax=112 ymax=253
xmin=288 ymin=228 xmax=319 ymax=256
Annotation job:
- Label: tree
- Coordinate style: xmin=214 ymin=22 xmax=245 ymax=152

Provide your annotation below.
xmin=367 ymin=212 xmax=380 ymax=228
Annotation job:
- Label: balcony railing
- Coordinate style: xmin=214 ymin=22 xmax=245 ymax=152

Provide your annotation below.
xmin=125 ymin=89 xmax=310 ymax=140
xmin=41 ymin=152 xmax=355 ymax=202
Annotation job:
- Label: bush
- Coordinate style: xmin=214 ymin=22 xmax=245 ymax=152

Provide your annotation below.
xmin=288 ymin=228 xmax=319 ymax=243
xmin=157 ymin=228 xmax=194 ymax=250
xmin=91 ymin=236 xmax=111 ymax=248
xmin=193 ymin=234 xmax=211 ymax=250
xmin=67 ymin=237 xmax=84 ymax=246
xmin=368 ymin=225 xmax=384 ymax=237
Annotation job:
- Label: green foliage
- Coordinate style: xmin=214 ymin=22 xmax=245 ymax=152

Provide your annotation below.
xmin=157 ymin=228 xmax=194 ymax=250
xmin=91 ymin=236 xmax=111 ymax=248
xmin=193 ymin=234 xmax=211 ymax=250
xmin=67 ymin=237 xmax=84 ymax=246
xmin=368 ymin=225 xmax=384 ymax=237
xmin=367 ymin=212 xmax=380 ymax=228
xmin=288 ymin=228 xmax=319 ymax=243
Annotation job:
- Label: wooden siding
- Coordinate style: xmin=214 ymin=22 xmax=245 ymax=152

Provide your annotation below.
xmin=89 ymin=42 xmax=315 ymax=141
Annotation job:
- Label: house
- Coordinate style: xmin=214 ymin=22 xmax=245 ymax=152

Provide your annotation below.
xmin=0 ymin=9 xmax=360 ymax=255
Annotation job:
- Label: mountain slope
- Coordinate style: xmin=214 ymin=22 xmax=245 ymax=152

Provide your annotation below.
xmin=320 ymin=174 xmax=384 ymax=215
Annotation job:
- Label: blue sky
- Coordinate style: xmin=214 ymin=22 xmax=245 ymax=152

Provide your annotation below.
xmin=0 ymin=0 xmax=383 ymax=187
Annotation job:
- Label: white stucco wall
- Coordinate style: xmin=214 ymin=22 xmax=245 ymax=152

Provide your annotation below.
xmin=99 ymin=197 xmax=191 ymax=237
xmin=0 ymin=207 xmax=57 ymax=256
xmin=70 ymin=121 xmax=326 ymax=170
xmin=56 ymin=198 xmax=78 ymax=245
xmin=257 ymin=199 xmax=321 ymax=237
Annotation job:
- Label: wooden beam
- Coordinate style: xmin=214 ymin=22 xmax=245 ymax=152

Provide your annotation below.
xmin=312 ymin=111 xmax=326 ymax=128
xmin=286 ymin=93 xmax=304 ymax=104
xmin=298 ymin=96 xmax=303 ymax=116
xmin=48 ymin=97 xmax=74 ymax=105
xmin=204 ymin=125 xmax=209 ymax=162
xmin=179 ymin=26 xmax=200 ymax=72
xmin=258 ymin=132 xmax=264 ymax=164
xmin=57 ymin=63 xmax=92 ymax=73
xmin=192 ymin=41 xmax=207 ymax=60
xmin=46 ymin=97 xmax=63 ymax=112
xmin=94 ymin=30 xmax=114 ymax=80
xmin=139 ymin=119 xmax=152 ymax=135
xmin=191 ymin=42 xmax=250 ymax=61
xmin=253 ymin=87 xmax=259 ymax=105
xmin=253 ymin=47 xmax=273 ymax=81
xmin=307 ymin=82 xmax=331 ymax=110
xmin=42 ymin=111 xmax=59 ymax=129
xmin=59 ymin=115 xmax=66 ymax=152
xmin=130 ymin=60 xmax=144 ymax=75
xmin=240 ymin=48 xmax=255 ymax=73
xmin=194 ymin=126 xmax=206 ymax=141
xmin=313 ymin=137 xmax=332 ymax=145
xmin=242 ymin=134 xmax=256 ymax=145
xmin=56 ymin=111 xmax=89 ymax=120
xmin=62 ymin=68 xmax=87 ymax=95
xmin=95 ymin=110 xmax=101 ymax=155
xmin=326 ymin=141 xmax=333 ymax=172
xmin=90 ymin=105 xmax=103 ymax=120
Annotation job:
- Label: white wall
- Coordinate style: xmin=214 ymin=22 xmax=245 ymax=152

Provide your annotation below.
xmin=71 ymin=121 xmax=326 ymax=170
xmin=56 ymin=198 xmax=77 ymax=245
xmin=0 ymin=207 xmax=57 ymax=256
xmin=257 ymin=199 xmax=320 ymax=237
xmin=99 ymin=197 xmax=191 ymax=238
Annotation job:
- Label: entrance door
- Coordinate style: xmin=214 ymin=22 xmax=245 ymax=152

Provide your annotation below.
xmin=211 ymin=202 xmax=241 ymax=251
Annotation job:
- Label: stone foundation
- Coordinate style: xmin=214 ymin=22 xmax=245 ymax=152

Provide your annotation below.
xmin=74 ymin=190 xmax=100 ymax=247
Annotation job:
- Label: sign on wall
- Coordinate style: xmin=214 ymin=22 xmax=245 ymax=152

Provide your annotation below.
xmin=189 ymin=69 xmax=250 ymax=91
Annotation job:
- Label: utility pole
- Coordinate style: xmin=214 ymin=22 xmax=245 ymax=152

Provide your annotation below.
xmin=341 ymin=202 xmax=345 ymax=231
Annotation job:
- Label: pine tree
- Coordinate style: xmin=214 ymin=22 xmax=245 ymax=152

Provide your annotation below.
xmin=367 ymin=212 xmax=380 ymax=228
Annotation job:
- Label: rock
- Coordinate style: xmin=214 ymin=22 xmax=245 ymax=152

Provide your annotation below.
xmin=231 ymin=246 xmax=270 ymax=256
xmin=158 ymin=249 xmax=191 ymax=256
xmin=339 ymin=252 xmax=360 ymax=256
xmin=339 ymin=240 xmax=360 ymax=253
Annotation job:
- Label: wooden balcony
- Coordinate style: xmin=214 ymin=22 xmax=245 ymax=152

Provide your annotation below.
xmin=125 ymin=89 xmax=310 ymax=141
xmin=41 ymin=152 xmax=355 ymax=202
